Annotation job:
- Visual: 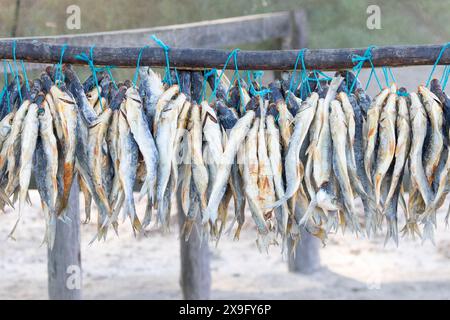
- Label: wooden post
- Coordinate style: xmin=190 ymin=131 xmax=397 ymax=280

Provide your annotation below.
xmin=47 ymin=179 xmax=82 ymax=300
xmin=282 ymin=10 xmax=308 ymax=50
xmin=283 ymin=10 xmax=321 ymax=274
xmin=177 ymin=188 xmax=211 ymax=300
xmin=287 ymin=226 xmax=321 ymax=274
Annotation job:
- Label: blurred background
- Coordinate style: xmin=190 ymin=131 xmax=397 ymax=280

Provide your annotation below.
xmin=1 ymin=0 xmax=450 ymax=299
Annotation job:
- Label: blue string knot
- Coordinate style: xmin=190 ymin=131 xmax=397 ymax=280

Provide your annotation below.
xmin=75 ymin=45 xmax=104 ymax=110
xmin=426 ymin=42 xmax=450 ymax=88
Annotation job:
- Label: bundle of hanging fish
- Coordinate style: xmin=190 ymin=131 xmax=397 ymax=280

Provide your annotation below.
xmin=0 ymin=62 xmax=449 ymax=251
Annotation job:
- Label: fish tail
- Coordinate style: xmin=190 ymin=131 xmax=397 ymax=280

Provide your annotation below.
xmin=421 ymin=204 xmax=436 ymax=224
xmin=364 ymin=201 xmax=378 ymax=238
xmin=83 ymin=194 xmax=92 ymax=224
xmin=256 ymin=231 xmax=275 ymax=253
xmin=445 ymin=205 xmax=450 ymax=227
xmin=142 ymin=197 xmax=153 ymax=229
xmin=400 ymin=219 xmax=422 ymax=240
xmin=0 ymin=188 xmax=13 ymax=209
xmin=421 ymin=218 xmax=436 ymax=245
xmin=233 ymin=223 xmax=243 ymax=241
xmin=47 ymin=214 xmax=57 ymax=251
xmin=384 ymin=216 xmax=399 ymax=247
xmin=181 ymin=218 xmax=195 ymax=241
xmin=8 ymin=193 xmax=26 ymax=240
xmin=324 ymin=210 xmax=339 ymax=233
xmin=299 ymin=197 xmax=318 ymax=226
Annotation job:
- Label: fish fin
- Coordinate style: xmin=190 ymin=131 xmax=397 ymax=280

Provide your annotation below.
xmin=256 ymin=232 xmax=276 ymax=253
xmin=384 ymin=217 xmax=399 ymax=247
xmin=400 ymin=219 xmax=422 ymax=240
xmin=299 ymin=197 xmax=318 ymax=226
xmin=142 ymin=196 xmax=153 ymax=229
xmin=0 ymin=189 xmax=13 ymax=209
xmin=421 ymin=219 xmax=436 ymax=245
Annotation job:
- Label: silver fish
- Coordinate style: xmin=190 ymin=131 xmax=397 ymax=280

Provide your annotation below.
xmin=363 ymin=88 xmax=390 ymax=185
xmin=124 ymin=87 xmax=159 ymax=204
xmin=155 ymin=94 xmax=186 ymax=227
xmin=204 ymin=109 xmax=255 ymax=223
xmin=117 ymin=111 xmax=141 ymax=233
xmin=10 ymin=103 xmax=39 ymax=239
xmin=373 ymin=89 xmax=397 ymax=211
xmin=268 ymin=93 xmax=318 ymax=209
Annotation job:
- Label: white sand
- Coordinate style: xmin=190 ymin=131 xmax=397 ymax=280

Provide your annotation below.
xmin=1 ymin=191 xmax=450 ymax=300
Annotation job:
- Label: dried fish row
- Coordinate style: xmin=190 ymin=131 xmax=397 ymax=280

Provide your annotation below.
xmin=0 ymin=64 xmax=449 ymax=250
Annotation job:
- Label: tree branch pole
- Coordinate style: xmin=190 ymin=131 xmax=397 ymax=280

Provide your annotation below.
xmin=47 ymin=179 xmax=82 ymax=300
xmin=0 ymin=41 xmax=449 ymax=70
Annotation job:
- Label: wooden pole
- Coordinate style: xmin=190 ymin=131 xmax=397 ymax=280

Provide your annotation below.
xmin=0 ymin=40 xmax=449 ymax=70
xmin=47 ymin=179 xmax=82 ymax=300
xmin=287 ymin=226 xmax=321 ymax=274
xmin=283 ymin=11 xmax=321 ymax=274
xmin=177 ymin=187 xmax=211 ymax=300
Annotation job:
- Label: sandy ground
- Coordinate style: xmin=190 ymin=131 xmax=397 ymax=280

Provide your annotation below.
xmin=1 ymin=191 xmax=450 ymax=300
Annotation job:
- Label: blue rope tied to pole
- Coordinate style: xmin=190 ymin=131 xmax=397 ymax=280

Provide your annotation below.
xmin=306 ymin=70 xmax=332 ymax=90
xmin=132 ymin=45 xmax=149 ymax=87
xmin=19 ymin=60 xmax=30 ymax=93
xmin=103 ymin=66 xmax=118 ymax=90
xmin=426 ymin=42 xmax=450 ymax=88
xmin=348 ymin=45 xmax=383 ymax=93
xmin=11 ymin=40 xmax=23 ymax=103
xmin=96 ymin=65 xmax=118 ymax=90
xmin=246 ymin=70 xmax=271 ymax=97
xmin=440 ymin=65 xmax=449 ymax=91
xmin=209 ymin=49 xmax=242 ymax=105
xmin=200 ymin=68 xmax=216 ymax=103
xmin=286 ymin=48 xmax=309 ymax=104
xmin=54 ymin=43 xmax=68 ymax=87
xmin=151 ymin=35 xmax=176 ymax=86
xmin=75 ymin=45 xmax=103 ymax=110
xmin=174 ymin=67 xmax=181 ymax=92
xmin=2 ymin=60 xmax=11 ymax=112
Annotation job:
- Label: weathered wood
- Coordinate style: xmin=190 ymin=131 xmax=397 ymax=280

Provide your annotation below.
xmin=0 ymin=40 xmax=448 ymax=71
xmin=47 ymin=179 xmax=82 ymax=300
xmin=287 ymin=227 xmax=321 ymax=274
xmin=177 ymin=188 xmax=211 ymax=300
xmin=282 ymin=10 xmax=308 ymax=50
xmin=1 ymin=12 xmax=291 ymax=49
xmin=1 ymin=11 xmax=299 ymax=73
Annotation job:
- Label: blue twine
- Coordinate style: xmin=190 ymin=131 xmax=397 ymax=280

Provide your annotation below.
xmin=426 ymin=42 xmax=450 ymax=88
xmin=2 ymin=60 xmax=10 ymax=112
xmin=132 ymin=45 xmax=149 ymax=87
xmin=200 ymin=68 xmax=216 ymax=103
xmin=19 ymin=60 xmax=30 ymax=93
xmin=75 ymin=45 xmax=103 ymax=110
xmin=96 ymin=65 xmax=118 ymax=90
xmin=54 ymin=43 xmax=68 ymax=87
xmin=349 ymin=45 xmax=383 ymax=93
xmin=397 ymin=90 xmax=409 ymax=97
xmin=151 ymin=35 xmax=174 ymax=86
xmin=441 ymin=65 xmax=449 ymax=91
xmin=382 ymin=67 xmax=389 ymax=87
xmin=11 ymin=40 xmax=23 ymax=103
xmin=286 ymin=48 xmax=308 ymax=103
xmin=388 ymin=67 xmax=396 ymax=83
xmin=246 ymin=70 xmax=271 ymax=97
xmin=209 ymin=49 xmax=243 ymax=107
xmin=174 ymin=67 xmax=181 ymax=93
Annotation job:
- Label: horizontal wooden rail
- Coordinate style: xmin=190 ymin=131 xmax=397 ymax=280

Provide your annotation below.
xmin=0 ymin=11 xmax=292 ymax=48
xmin=0 ymin=41 xmax=448 ymax=71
